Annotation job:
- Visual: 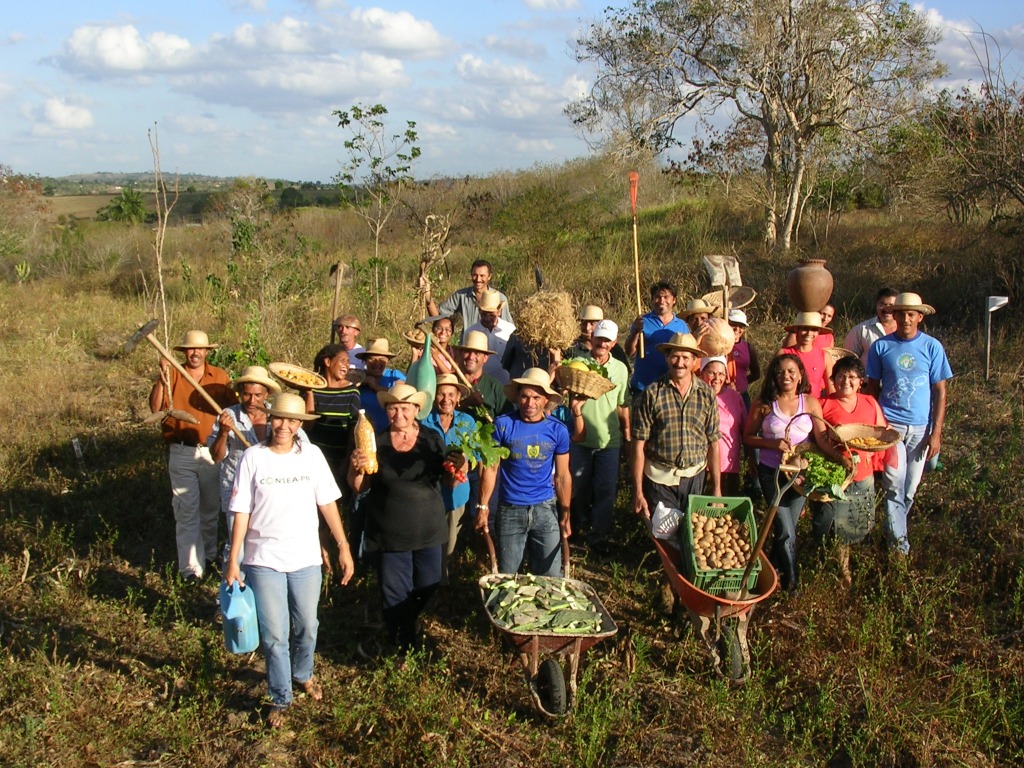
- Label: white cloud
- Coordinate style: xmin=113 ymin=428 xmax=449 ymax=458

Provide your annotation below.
xmin=523 ymin=0 xmax=580 ymax=10
xmin=483 ymin=34 xmax=547 ymax=60
xmin=348 ymin=8 xmax=449 ymax=58
xmin=514 ymin=137 xmax=555 ymax=153
xmin=62 ymin=25 xmax=194 ymax=72
xmin=456 ymin=54 xmax=543 ymax=85
xmin=2 ymin=32 xmax=27 ymax=46
xmin=30 ymin=97 xmax=94 ymax=136
xmin=420 ymin=122 xmax=459 ymax=140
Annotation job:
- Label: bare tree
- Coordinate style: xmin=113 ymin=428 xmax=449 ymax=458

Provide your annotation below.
xmin=148 ymin=124 xmax=178 ymax=347
xmin=568 ymin=0 xmax=941 ymax=250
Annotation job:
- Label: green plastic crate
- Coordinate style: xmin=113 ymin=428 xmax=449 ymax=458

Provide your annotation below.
xmin=681 ymin=495 xmax=761 ymax=594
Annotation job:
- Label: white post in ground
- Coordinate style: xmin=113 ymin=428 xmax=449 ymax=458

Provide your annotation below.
xmin=985 ymin=296 xmax=1009 ymax=380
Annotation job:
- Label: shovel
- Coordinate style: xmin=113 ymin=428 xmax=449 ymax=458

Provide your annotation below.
xmin=124 ymin=320 xmax=250 ymax=448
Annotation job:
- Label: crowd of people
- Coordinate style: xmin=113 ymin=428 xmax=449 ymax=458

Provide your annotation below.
xmin=149 ymin=258 xmax=952 ymax=726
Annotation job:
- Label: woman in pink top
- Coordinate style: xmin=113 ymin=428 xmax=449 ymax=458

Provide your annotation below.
xmin=779 ymin=311 xmax=834 ymax=398
xmin=699 ymin=356 xmax=751 ymax=497
xmin=743 ymin=353 xmax=845 ymax=593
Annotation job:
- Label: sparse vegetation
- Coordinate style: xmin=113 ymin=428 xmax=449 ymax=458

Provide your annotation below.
xmin=1 ymin=154 xmax=1023 ymax=766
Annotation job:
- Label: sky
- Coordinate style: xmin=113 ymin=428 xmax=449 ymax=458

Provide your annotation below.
xmin=1 ymin=0 xmax=1022 ymax=182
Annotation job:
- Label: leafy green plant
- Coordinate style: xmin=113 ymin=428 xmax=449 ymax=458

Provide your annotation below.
xmin=451 ymin=420 xmax=510 ymax=468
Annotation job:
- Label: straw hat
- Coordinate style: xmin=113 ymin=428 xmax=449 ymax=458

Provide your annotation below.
xmin=265 ymin=392 xmax=318 ymax=421
xmin=579 ymin=305 xmax=604 ymax=322
xmin=173 ymin=330 xmax=218 ymax=350
xmin=891 ymin=292 xmax=935 ymax=315
xmin=356 ymin=338 xmax=397 ymax=360
xmin=785 ymin=311 xmax=825 ymax=332
xmin=728 ymin=309 xmax=749 ymax=327
xmin=593 ymin=319 xmax=619 ymax=341
xmin=333 ymin=315 xmax=361 ymax=331
xmin=232 ymin=365 xmax=281 ymax=394
xmin=655 ymin=332 xmax=703 ymax=356
xmin=435 ymin=373 xmax=470 ymax=397
xmin=679 ymin=298 xmax=722 ymax=319
xmin=504 ymin=367 xmax=562 ymax=405
xmin=476 ymin=289 xmax=504 ymax=313
xmin=377 ymin=382 xmax=428 ymax=411
xmin=452 ymin=330 xmax=495 ymax=355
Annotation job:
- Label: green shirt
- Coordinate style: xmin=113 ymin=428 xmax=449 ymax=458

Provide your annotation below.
xmin=580 ymin=355 xmax=630 ymax=449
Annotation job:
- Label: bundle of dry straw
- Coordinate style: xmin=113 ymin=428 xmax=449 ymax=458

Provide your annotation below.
xmin=513 ymin=290 xmax=578 ymax=350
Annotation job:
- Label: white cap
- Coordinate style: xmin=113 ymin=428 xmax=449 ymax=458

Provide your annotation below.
xmin=700 ymin=355 xmax=729 ymax=371
xmin=728 ymin=309 xmax=748 ymax=327
xmin=593 ymin=319 xmax=619 ymax=341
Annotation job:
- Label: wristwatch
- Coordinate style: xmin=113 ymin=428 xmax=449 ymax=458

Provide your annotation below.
xmin=476 ymin=503 xmax=489 ymax=511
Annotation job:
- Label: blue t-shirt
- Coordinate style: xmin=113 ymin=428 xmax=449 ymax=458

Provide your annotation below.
xmin=359 ymin=369 xmax=408 ymax=431
xmin=493 ymin=413 xmax=569 ymax=506
xmin=422 ymin=409 xmax=476 ymax=511
xmin=867 ymin=331 xmax=953 ymax=426
xmin=630 ymin=312 xmax=690 ymax=391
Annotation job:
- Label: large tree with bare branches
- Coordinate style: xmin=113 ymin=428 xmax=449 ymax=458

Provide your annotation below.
xmin=567 ymin=0 xmax=942 ymax=249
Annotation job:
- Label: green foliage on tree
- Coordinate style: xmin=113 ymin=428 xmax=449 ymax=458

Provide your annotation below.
xmin=568 ymin=0 xmax=942 ymax=250
xmin=332 ymin=103 xmax=420 ymax=262
xmin=97 ymin=187 xmax=147 ymax=223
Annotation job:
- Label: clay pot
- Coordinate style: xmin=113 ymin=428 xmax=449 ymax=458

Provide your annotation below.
xmin=786 ymin=259 xmax=833 ymax=312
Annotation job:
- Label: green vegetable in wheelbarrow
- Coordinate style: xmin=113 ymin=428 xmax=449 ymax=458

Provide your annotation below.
xmin=484 ymin=575 xmax=602 ymax=634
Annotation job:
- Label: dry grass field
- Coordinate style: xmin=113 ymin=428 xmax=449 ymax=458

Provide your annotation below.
xmin=1 ymin=158 xmax=1023 ymax=766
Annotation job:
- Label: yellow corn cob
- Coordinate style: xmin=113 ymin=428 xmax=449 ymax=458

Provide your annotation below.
xmin=355 ymin=410 xmax=378 ymax=474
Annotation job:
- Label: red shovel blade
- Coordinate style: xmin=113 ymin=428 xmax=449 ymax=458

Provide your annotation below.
xmin=629 ymin=171 xmax=639 ymax=214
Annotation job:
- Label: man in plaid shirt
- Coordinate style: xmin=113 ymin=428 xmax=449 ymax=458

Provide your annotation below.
xmin=632 ymin=332 xmax=722 ymax=520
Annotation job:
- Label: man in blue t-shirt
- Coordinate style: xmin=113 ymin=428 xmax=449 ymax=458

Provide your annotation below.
xmin=625 ymin=281 xmax=690 ymax=394
xmin=866 ymin=292 xmax=953 ymax=554
xmin=476 ymin=368 xmax=571 ymax=576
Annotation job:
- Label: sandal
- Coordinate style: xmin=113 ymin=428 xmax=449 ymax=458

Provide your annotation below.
xmin=298 ymin=677 xmax=323 ymax=702
xmin=267 ymin=707 xmax=289 ymax=729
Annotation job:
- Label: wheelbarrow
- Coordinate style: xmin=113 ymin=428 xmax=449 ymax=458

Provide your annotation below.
xmin=478 ymin=532 xmax=617 ymax=717
xmin=649 ymin=482 xmax=803 ymax=683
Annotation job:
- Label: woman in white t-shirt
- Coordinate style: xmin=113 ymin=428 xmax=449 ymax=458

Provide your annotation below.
xmin=225 ymin=392 xmax=354 ymax=729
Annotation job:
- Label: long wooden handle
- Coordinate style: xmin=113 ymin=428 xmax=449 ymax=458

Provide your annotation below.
xmin=146 ymin=334 xmax=251 ymax=448
xmin=630 ymin=171 xmax=644 ymax=360
xmin=434 ymin=344 xmax=493 ymax=424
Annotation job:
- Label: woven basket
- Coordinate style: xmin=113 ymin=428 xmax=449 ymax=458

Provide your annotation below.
xmin=780 ymin=443 xmax=855 ymax=502
xmin=777 ymin=412 xmax=854 ymax=502
xmin=268 ymin=362 xmax=327 ymax=391
xmin=831 ymin=423 xmax=900 ymax=452
xmin=554 ymin=366 xmax=615 ymax=400
xmin=824 ymin=346 xmax=857 ymax=365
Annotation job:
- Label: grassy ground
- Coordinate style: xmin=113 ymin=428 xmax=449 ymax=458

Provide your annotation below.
xmin=2 ymin=160 xmax=1023 ymax=766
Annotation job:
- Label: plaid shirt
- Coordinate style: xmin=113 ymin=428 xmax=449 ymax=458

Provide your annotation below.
xmin=632 ymin=375 xmax=720 ymax=470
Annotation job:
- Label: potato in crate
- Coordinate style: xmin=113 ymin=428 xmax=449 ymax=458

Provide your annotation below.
xmin=680 ymin=495 xmax=761 ymax=594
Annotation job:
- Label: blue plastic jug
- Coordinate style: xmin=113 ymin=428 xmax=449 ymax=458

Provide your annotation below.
xmin=219 ymin=581 xmax=259 ymax=654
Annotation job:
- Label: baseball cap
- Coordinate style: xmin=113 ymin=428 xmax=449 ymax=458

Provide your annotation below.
xmin=592 ymin=319 xmax=619 ymax=341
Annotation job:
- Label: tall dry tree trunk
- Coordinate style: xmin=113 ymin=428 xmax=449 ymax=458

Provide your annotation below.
xmin=148 ymin=124 xmax=178 ymax=347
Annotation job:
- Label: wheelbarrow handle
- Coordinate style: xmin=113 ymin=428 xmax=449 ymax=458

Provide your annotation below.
xmin=737 ymin=465 xmax=800 ymax=601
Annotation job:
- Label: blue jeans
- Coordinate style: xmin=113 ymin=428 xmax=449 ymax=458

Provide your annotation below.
xmin=882 ymin=423 xmax=929 ymax=554
xmin=758 ymin=463 xmax=806 ymax=592
xmin=569 ymin=444 xmax=621 ymax=545
xmin=495 ymin=499 xmax=562 ymax=576
xmin=377 ymin=547 xmax=442 ymax=650
xmin=243 ymin=564 xmax=322 ymax=708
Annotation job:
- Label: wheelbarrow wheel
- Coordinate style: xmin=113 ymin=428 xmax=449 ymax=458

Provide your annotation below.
xmin=719 ymin=620 xmax=744 ymax=681
xmin=537 ymin=658 xmax=567 ymax=715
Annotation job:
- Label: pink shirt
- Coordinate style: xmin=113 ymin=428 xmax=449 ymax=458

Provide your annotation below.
xmin=716 ymin=387 xmax=747 ymax=474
